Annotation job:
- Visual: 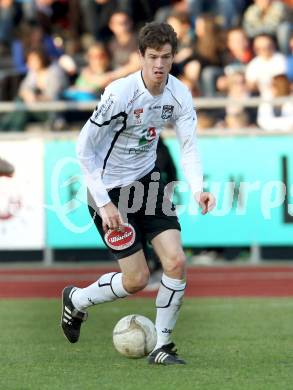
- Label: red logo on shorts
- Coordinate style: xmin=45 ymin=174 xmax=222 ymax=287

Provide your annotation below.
xmin=104 ymin=224 xmax=136 ymax=251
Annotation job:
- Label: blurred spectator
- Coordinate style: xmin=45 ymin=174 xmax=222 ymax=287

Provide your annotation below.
xmin=166 ymin=10 xmax=193 ymax=74
xmin=12 ymin=22 xmax=63 ymax=74
xmin=257 ymin=74 xmax=293 ymax=131
xmin=225 ymin=27 xmax=253 ymax=67
xmin=184 ymin=0 xmax=215 ymax=21
xmin=107 ymin=11 xmax=138 ymax=68
xmin=58 ymin=54 xmax=78 ymax=83
xmin=0 ymin=0 xmax=21 ymax=51
xmin=155 ymin=0 xmax=190 ymax=22
xmin=287 ymin=33 xmax=293 ymax=82
xmin=103 ymin=11 xmax=140 ymax=80
xmin=0 ymin=48 xmax=68 ymax=131
xmin=179 ymin=60 xmax=201 ymax=96
xmin=196 ymin=109 xmax=217 ymax=131
xmin=22 ymin=1 xmax=80 ymax=33
xmin=123 ymin=0 xmax=160 ymax=27
xmin=0 ymin=0 xmax=13 ymax=49
xmin=17 ymin=0 xmax=39 ymax=23
xmin=224 ymin=109 xmax=250 ymax=129
xmin=224 ymin=70 xmax=256 ymax=126
xmin=226 ymin=70 xmax=250 ymax=99
xmin=192 ymin=14 xmax=226 ymax=96
xmin=188 ymin=0 xmax=248 ymax=29
xmin=243 ymin=0 xmax=293 ymax=54
xmin=33 ymin=0 xmax=69 ymax=32
xmin=63 ymin=43 xmax=111 ymax=101
xmin=245 ymin=34 xmax=287 ymax=97
xmin=217 ymin=27 xmax=253 ymax=93
xmin=19 ymin=47 xmax=67 ymax=102
xmin=79 ymin=0 xmax=124 ymax=42
xmin=18 ymin=0 xmax=83 ymax=54
xmin=216 ymin=0 xmax=250 ymax=29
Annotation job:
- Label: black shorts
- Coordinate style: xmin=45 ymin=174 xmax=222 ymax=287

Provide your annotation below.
xmin=88 ymin=167 xmax=181 ymax=260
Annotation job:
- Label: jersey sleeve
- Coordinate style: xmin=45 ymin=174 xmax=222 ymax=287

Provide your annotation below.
xmin=76 ymin=86 xmax=126 ymax=208
xmin=174 ymin=91 xmax=203 ymax=196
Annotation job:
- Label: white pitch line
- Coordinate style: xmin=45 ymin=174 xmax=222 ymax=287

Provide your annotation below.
xmin=187 ymin=272 xmax=293 ymax=282
xmin=0 ymin=274 xmax=98 ymax=282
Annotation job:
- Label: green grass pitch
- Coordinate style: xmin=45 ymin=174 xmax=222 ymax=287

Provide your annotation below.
xmin=1 ymin=298 xmax=293 ymax=390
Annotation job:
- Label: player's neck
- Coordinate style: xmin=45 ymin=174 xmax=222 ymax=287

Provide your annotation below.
xmin=141 ymin=71 xmax=167 ymax=96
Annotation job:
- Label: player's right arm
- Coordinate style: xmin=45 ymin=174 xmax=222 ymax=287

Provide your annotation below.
xmin=99 ymin=202 xmax=124 ymax=233
xmin=76 ymin=85 xmax=126 ymax=231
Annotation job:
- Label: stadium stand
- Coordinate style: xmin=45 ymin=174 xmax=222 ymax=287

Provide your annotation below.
xmin=0 ymin=0 xmax=291 ymax=131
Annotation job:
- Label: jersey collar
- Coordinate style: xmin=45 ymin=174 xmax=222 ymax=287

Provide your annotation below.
xmin=138 ymin=71 xmax=169 ymax=96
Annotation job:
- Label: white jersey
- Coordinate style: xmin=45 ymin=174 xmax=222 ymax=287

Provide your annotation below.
xmin=77 ymin=70 xmax=203 ymax=207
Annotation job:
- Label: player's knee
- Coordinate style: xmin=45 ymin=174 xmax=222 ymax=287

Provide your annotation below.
xmin=123 ymin=269 xmax=150 ymax=293
xmin=163 ymin=251 xmax=186 ymax=276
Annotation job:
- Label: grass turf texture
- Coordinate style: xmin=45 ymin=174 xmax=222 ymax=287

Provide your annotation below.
xmin=1 ymin=298 xmax=293 ymax=390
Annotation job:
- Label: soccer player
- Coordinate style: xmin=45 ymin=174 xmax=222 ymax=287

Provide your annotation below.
xmin=61 ymin=22 xmax=215 ymax=365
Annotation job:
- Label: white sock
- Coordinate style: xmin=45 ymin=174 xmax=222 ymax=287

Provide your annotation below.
xmin=154 ymin=273 xmax=186 ymax=350
xmin=71 ymin=272 xmax=130 ymax=311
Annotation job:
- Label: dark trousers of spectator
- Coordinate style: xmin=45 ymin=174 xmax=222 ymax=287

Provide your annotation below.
xmin=0 ymin=109 xmax=48 ymax=131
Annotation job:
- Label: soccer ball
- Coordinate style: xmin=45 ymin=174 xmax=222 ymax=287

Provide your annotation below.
xmin=113 ymin=314 xmax=157 ymax=358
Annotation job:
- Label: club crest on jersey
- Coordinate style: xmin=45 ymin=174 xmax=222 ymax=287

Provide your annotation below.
xmin=161 ymin=105 xmax=174 ymax=120
xmin=134 ymin=108 xmax=143 ymax=125
xmin=104 ymin=224 xmax=136 ymax=251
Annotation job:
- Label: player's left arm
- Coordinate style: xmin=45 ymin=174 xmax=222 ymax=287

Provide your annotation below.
xmin=174 ymin=89 xmax=216 ymax=214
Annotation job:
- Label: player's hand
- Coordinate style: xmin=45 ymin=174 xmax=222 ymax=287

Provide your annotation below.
xmin=99 ymin=202 xmax=125 ymax=233
xmin=195 ymin=192 xmax=216 ymax=215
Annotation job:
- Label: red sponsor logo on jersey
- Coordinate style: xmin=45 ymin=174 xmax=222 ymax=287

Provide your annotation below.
xmin=134 ymin=108 xmax=143 ymax=124
xmin=134 ymin=108 xmax=143 ymax=116
xmin=104 ymin=223 xmax=136 ymax=251
xmin=146 ymin=127 xmax=156 ymax=141
xmin=138 ymin=127 xmax=157 ymax=146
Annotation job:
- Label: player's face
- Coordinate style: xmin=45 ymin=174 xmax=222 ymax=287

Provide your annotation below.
xmin=140 ymin=44 xmax=174 ymax=84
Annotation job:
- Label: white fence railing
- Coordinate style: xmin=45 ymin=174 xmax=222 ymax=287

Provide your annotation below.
xmin=0 ymin=96 xmax=292 ymax=113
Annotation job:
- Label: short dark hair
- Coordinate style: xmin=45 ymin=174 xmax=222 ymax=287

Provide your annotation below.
xmin=272 ymin=74 xmax=290 ymax=96
xmin=26 ymin=48 xmax=51 ymax=68
xmin=138 ymin=22 xmax=178 ymax=56
xmin=167 ymin=10 xmax=190 ymax=25
xmin=253 ymin=33 xmax=275 ymax=44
